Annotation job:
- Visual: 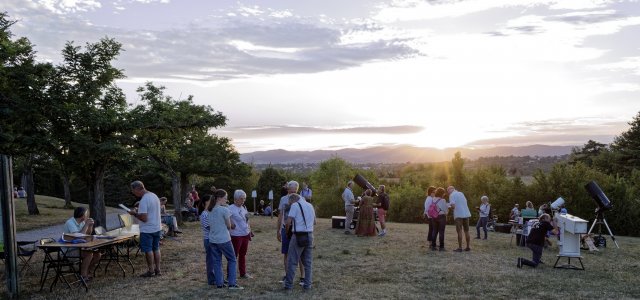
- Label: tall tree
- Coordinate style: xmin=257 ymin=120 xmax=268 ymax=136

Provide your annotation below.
xmin=0 ymin=12 xmax=54 ymax=214
xmin=128 ymin=82 xmax=230 ymax=223
xmin=47 ymin=38 xmax=128 ymax=227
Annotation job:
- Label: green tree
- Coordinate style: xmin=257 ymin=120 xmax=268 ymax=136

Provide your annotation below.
xmin=48 ymin=38 xmax=128 ymax=227
xmin=451 ymin=151 xmax=466 ymax=189
xmin=256 ymin=167 xmax=286 ymax=209
xmin=0 ymin=12 xmax=55 ymax=214
xmin=310 ymin=156 xmax=355 ymax=218
xmin=128 ymin=82 xmax=232 ymax=223
xmin=611 ymin=111 xmax=640 ymax=175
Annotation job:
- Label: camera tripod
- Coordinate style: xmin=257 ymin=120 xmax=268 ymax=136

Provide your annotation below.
xmin=588 ymin=211 xmax=619 ymax=248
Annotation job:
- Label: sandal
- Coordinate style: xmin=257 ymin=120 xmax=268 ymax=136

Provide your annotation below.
xmin=140 ymin=271 xmax=155 ymax=278
xmin=155 ymin=269 xmax=162 ymax=276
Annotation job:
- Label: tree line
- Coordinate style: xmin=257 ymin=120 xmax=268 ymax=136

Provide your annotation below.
xmin=254 ymin=113 xmax=640 ymax=237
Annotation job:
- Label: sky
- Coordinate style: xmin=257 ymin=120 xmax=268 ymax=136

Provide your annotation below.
xmin=5 ymin=0 xmax=640 ymax=153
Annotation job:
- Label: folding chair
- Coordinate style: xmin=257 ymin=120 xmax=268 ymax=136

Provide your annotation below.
xmin=17 ymin=241 xmax=38 ymax=276
xmin=39 ymin=238 xmax=85 ymax=292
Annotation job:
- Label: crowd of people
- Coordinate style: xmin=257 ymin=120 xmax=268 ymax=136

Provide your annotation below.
xmin=58 ymin=178 xmax=565 ymax=292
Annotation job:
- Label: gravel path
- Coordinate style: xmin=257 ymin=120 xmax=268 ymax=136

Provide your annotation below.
xmin=16 ymin=213 xmax=124 ymax=242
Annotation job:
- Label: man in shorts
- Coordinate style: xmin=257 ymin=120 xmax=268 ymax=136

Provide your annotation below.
xmin=448 ymin=186 xmax=471 ymax=252
xmin=375 ymin=185 xmax=390 ymax=236
xmin=130 ymin=180 xmax=163 ymax=277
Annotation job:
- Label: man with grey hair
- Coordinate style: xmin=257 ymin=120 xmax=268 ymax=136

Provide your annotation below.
xmin=129 ymin=180 xmax=162 ymax=277
xmin=276 ymin=181 xmax=303 ymax=285
xmin=448 ymin=186 xmax=472 ymax=252
xmin=284 ymin=192 xmax=316 ymax=291
xmin=342 ymin=181 xmax=356 ymax=234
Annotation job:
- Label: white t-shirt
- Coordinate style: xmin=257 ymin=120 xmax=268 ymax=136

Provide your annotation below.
xmin=288 ymin=199 xmax=315 ymax=233
xmin=449 ymin=190 xmax=471 ymax=219
xmin=424 ymin=196 xmax=433 ymax=217
xmin=138 ymin=191 xmax=162 ymax=233
xmin=229 ymin=204 xmax=250 ymax=236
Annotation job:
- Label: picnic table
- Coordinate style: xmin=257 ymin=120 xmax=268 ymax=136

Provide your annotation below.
xmin=37 ymin=226 xmax=139 ymax=292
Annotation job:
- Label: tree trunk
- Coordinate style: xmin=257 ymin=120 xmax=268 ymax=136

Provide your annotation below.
xmin=62 ymin=174 xmax=72 ymax=208
xmin=89 ymin=166 xmax=107 ymax=228
xmin=171 ymin=173 xmax=182 ymax=225
xmin=180 ymin=172 xmax=189 ymax=203
xmin=22 ymin=157 xmax=39 ymax=215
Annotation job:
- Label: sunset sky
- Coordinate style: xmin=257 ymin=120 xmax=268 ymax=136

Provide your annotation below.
xmin=7 ymin=0 xmax=640 ymax=153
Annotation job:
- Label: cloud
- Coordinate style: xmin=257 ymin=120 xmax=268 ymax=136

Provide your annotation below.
xmin=216 ymin=125 xmax=424 ymax=139
xmin=6 ymin=1 xmax=418 ymax=82
xmin=26 ymin=0 xmax=101 ymax=14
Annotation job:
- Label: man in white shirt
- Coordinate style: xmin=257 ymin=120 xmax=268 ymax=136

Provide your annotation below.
xmin=284 ymin=185 xmax=316 ymax=291
xmin=342 ymin=181 xmax=356 ymax=234
xmin=129 ymin=180 xmax=163 ymax=277
xmin=448 ymin=186 xmax=472 ymax=252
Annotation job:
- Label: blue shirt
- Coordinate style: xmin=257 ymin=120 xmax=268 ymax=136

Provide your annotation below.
xmin=208 ymin=205 xmax=231 ymax=244
xmin=64 ymin=217 xmax=85 ymax=234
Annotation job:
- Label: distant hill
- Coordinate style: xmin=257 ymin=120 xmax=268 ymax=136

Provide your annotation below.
xmin=240 ymin=145 xmax=575 ymax=164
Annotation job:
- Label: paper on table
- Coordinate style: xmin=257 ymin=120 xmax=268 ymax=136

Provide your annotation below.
xmin=118 ymin=203 xmax=131 ymax=212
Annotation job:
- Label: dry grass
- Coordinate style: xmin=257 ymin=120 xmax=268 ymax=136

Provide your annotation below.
xmin=4 ymin=214 xmax=640 ymax=299
xmin=12 ymin=196 xmax=122 ymax=232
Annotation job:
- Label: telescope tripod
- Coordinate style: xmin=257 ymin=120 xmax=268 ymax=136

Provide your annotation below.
xmin=588 ymin=212 xmax=619 ymax=248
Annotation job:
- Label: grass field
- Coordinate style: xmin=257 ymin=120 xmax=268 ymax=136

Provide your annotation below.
xmin=3 ymin=200 xmax=640 ymax=299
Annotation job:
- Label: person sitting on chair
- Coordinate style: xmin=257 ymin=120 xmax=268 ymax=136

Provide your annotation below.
xmin=160 ymin=197 xmax=182 ymax=236
xmin=517 ymin=213 xmax=558 ymax=268
xmin=63 ymin=207 xmax=102 ymax=282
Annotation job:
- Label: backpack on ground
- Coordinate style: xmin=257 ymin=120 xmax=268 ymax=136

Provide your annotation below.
xmin=428 ymin=199 xmax=441 ymax=219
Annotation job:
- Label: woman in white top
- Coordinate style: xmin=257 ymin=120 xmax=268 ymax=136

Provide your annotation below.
xmin=423 ymin=186 xmax=437 ymax=243
xmin=229 ymin=190 xmax=252 ymax=279
xmin=476 ymin=196 xmax=490 ymax=240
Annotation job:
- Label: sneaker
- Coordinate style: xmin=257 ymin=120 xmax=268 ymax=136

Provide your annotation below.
xmin=228 ymin=285 xmax=244 ymax=290
xmin=344 ymin=231 xmax=351 ymax=235
xmin=453 ymin=248 xmax=463 ymax=252
xmin=517 ymin=258 xmax=522 ymax=268
xmin=299 ymin=278 xmax=305 ymax=286
xmin=216 ymin=284 xmax=228 ymax=288
xmin=278 ymin=276 xmax=286 ymax=283
xmin=240 ymin=274 xmax=253 ymax=279
xmin=378 ymin=231 xmax=386 ymax=237
xmin=464 ymin=247 xmax=471 ymax=252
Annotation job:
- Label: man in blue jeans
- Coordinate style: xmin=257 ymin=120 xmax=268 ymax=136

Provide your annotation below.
xmin=284 ymin=182 xmax=316 ymax=291
xmin=130 ymin=180 xmax=163 ymax=277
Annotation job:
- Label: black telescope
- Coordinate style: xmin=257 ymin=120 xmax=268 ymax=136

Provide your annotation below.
xmin=584 ymin=180 xmax=612 ymax=213
xmin=352 ymin=174 xmax=377 ymax=196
